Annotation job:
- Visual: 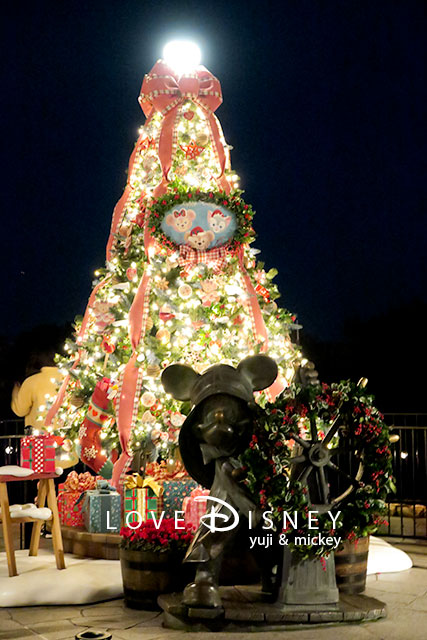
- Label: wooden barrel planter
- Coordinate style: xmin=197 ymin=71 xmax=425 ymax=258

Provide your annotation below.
xmin=334 ymin=536 xmax=370 ymax=594
xmin=120 ymin=548 xmax=189 ymax=610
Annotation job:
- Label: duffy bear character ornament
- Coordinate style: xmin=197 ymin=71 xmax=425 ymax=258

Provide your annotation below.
xmin=184 ymin=226 xmax=215 ymax=250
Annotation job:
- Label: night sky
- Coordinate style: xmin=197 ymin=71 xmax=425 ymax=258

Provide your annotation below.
xmin=2 ymin=0 xmax=426 ymax=345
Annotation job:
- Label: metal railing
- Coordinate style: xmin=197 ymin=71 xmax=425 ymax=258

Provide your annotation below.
xmin=1 ymin=416 xmax=426 ymax=540
xmin=378 ymin=414 xmax=427 ymax=538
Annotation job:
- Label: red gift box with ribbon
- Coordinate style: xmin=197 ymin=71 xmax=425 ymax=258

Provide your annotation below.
xmin=57 ymin=471 xmax=99 ymax=527
xmin=183 ymin=487 xmax=210 ymax=530
xmin=20 ymin=434 xmax=56 ymax=473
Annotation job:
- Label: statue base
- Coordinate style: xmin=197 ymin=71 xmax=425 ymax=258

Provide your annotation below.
xmin=158 ymin=586 xmax=386 ymax=631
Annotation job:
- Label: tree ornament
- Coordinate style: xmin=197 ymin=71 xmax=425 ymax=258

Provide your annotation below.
xmin=156 ymin=277 xmax=169 ymax=291
xmin=70 ymin=394 xmax=84 ymax=408
xmin=195 ymin=132 xmax=209 ymax=147
xmin=142 ymin=410 xmax=156 ymax=424
xmin=146 ymin=363 xmax=161 ymax=378
xmin=178 ymin=284 xmax=192 ymax=299
xmin=101 ymin=336 xmax=115 ymax=353
xmin=119 ymin=224 xmax=131 ymax=237
xmin=62 ymin=438 xmax=73 ymax=452
xmin=151 ymin=428 xmax=161 ymax=444
xmin=176 ymin=335 xmax=188 ymax=348
xmin=255 ymin=283 xmax=271 ymax=302
xmin=141 ymin=392 xmax=156 ymax=408
xmin=159 ymin=304 xmax=175 ymax=322
xmin=180 ymin=140 xmax=205 ymax=159
xmin=156 ymin=327 xmax=171 ymax=342
xmin=170 ymin=412 xmax=186 ymax=427
xmin=92 ymin=300 xmax=115 ymax=334
xmin=143 ymin=156 xmax=157 ymax=171
xmin=126 ymin=267 xmax=138 ymax=281
xmin=145 ymin=316 xmax=154 ymax=332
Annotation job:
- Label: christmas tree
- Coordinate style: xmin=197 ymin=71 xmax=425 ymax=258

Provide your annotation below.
xmin=45 ymin=44 xmax=303 ymax=485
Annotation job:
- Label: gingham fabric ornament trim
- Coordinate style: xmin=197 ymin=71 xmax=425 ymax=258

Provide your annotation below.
xmin=178 ymin=244 xmax=227 ymax=274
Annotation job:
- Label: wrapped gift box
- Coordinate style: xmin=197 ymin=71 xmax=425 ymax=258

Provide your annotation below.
xmin=162 ymin=479 xmax=198 ymax=518
xmin=82 ymin=485 xmax=121 ymax=533
xmin=57 ymin=490 xmax=84 ymax=527
xmin=57 ymin=471 xmax=100 ymax=528
xmin=20 ymin=434 xmax=56 ymax=473
xmin=183 ymin=488 xmax=210 ymax=530
xmin=123 ymin=474 xmax=163 ymax=526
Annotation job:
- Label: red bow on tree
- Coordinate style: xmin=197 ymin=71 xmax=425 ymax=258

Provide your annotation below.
xmin=139 ymin=60 xmax=229 ymax=194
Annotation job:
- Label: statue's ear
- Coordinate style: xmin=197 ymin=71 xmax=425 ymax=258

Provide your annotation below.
xmin=161 ymin=364 xmax=200 ymax=401
xmin=237 ymin=355 xmax=278 ymax=391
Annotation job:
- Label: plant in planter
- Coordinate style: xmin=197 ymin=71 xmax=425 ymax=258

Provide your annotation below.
xmin=240 ymin=379 xmax=395 ymax=594
xmin=120 ymin=518 xmax=194 ymax=609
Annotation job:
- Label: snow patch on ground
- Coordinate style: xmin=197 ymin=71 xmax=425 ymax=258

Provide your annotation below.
xmin=0 ymin=550 xmax=123 ymax=606
xmin=367 ymin=536 xmax=412 ymax=574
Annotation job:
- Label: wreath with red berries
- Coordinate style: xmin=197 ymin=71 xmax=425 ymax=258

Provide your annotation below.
xmin=239 ymin=380 xmax=395 ymax=560
xmin=146 ymin=183 xmax=256 ymax=251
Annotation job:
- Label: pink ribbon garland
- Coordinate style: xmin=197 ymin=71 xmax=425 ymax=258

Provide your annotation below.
xmin=236 ymin=247 xmax=286 ymax=401
xmin=44 ymin=276 xmax=111 ymax=426
xmin=237 ymin=247 xmax=269 ymax=350
xmin=106 ymin=135 xmax=146 ymax=262
xmin=128 ymin=271 xmax=152 ymax=350
xmin=139 ymin=61 xmax=230 ymax=196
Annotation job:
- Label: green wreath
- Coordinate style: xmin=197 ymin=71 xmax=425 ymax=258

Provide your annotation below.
xmin=147 ymin=183 xmax=256 ymax=251
xmin=239 ymin=380 xmax=395 ymax=560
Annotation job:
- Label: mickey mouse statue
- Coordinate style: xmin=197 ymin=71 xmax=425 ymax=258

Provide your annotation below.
xmin=161 ymin=355 xmax=278 ymax=610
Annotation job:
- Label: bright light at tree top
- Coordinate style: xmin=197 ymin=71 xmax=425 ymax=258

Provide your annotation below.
xmin=162 ymin=40 xmax=201 ymax=75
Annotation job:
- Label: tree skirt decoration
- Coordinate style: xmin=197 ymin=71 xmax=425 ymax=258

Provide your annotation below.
xmin=240 ymin=379 xmax=395 ymax=560
xmin=0 ymin=550 xmax=122 ymax=607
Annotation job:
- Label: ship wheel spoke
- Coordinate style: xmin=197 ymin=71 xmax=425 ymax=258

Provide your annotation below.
xmin=322 ymin=417 xmax=341 ymax=446
xmin=287 ymin=454 xmax=306 ymax=465
xmin=327 ymin=460 xmax=359 ymax=487
xmin=300 ymin=465 xmax=313 ymax=485
xmin=289 ymin=433 xmax=311 ymax=449
xmin=309 ymin=415 xmax=318 ymax=442
xmin=317 ymin=466 xmax=329 ymax=504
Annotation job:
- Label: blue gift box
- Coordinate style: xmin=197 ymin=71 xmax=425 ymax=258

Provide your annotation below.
xmin=81 ymin=484 xmax=121 ymax=533
xmin=162 ymin=479 xmax=198 ymax=518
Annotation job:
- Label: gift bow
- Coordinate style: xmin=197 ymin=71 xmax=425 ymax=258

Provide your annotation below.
xmin=139 ymin=60 xmax=229 ymax=192
xmin=178 ymin=245 xmax=227 ymax=274
xmin=75 ymin=479 xmax=118 ymax=508
xmin=124 ymin=473 xmax=163 ymax=496
xmin=145 ymin=460 xmax=188 ymax=481
xmin=190 ymin=487 xmax=210 ymax=498
xmin=64 ymin=471 xmax=97 ymax=493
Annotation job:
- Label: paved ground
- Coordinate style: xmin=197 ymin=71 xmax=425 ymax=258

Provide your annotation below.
xmin=0 ymin=538 xmax=426 ymax=640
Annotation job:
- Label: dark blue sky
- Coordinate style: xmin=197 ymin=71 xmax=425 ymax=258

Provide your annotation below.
xmin=2 ymin=0 xmax=426 ymax=341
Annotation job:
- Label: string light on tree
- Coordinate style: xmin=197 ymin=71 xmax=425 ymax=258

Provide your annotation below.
xmin=45 ymin=45 xmax=303 ymax=484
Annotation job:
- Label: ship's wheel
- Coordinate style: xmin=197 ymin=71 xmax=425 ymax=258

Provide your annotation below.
xmin=286 ymin=381 xmax=366 ymax=514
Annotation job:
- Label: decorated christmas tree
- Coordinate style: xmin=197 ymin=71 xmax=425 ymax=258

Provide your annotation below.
xmin=45 ymin=44 xmax=303 ymax=485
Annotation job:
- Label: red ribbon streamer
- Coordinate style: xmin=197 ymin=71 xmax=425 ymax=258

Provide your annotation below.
xmin=106 ymin=134 xmax=146 ymax=262
xmin=44 ymin=276 xmax=110 ymax=426
xmin=139 ymin=60 xmax=230 ymax=195
xmin=236 ymin=247 xmax=286 ymax=401
xmin=237 ymin=247 xmax=269 ymax=350
xmin=128 ymin=271 xmax=152 ymax=350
